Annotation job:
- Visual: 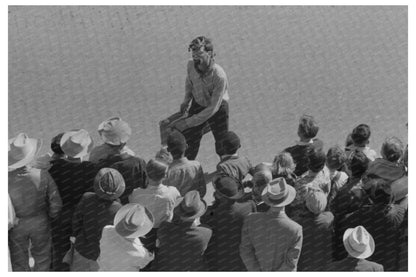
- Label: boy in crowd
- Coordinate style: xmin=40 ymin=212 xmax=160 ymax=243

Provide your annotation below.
xmin=284 ymin=115 xmax=324 ymax=177
xmin=326 ymin=145 xmax=349 ymax=207
xmin=164 ymin=130 xmax=206 ymax=197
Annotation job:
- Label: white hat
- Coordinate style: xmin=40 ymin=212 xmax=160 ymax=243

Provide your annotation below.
xmin=262 ymin=177 xmax=296 ymax=207
xmin=60 ymin=129 xmax=93 ymax=158
xmin=8 ymin=133 xmax=43 ymax=171
xmin=114 ymin=204 xmax=154 ymax=238
xmin=98 ymin=117 xmax=131 ymax=146
xmin=343 ymin=226 xmax=375 ymax=259
xmin=305 ymin=189 xmax=327 ymax=214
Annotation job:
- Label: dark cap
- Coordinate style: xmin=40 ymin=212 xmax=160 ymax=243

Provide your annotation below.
xmin=221 ymin=131 xmax=241 ymax=155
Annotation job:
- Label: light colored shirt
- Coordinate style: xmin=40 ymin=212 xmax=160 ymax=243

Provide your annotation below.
xmin=293 ymin=166 xmax=331 ymax=207
xmin=129 ymin=184 xmax=181 ymax=228
xmin=98 ymin=226 xmax=154 ymax=271
xmin=164 ymin=157 xmax=206 ymax=197
xmin=329 ymin=169 xmax=349 ymax=190
xmin=183 ymin=60 xmax=229 ymax=128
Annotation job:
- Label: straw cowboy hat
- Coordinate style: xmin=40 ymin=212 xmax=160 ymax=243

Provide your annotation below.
xmin=114 ymin=203 xmax=154 ymax=238
xmin=262 ymin=177 xmax=296 ymax=207
xmin=174 ymin=191 xmax=207 ymax=222
xmin=343 ymin=226 xmax=375 ymax=259
xmin=8 ymin=133 xmax=43 ymax=171
xmin=98 ymin=117 xmax=132 ymax=146
xmin=94 ymin=168 xmax=126 ymax=201
xmin=213 ymin=175 xmax=244 ymax=200
xmin=60 ymin=129 xmax=93 ymax=158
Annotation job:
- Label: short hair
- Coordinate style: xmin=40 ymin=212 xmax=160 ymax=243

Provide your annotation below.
xmin=146 ymin=159 xmax=168 ymax=181
xmin=350 ymin=150 xmax=370 ymax=178
xmin=381 ymin=137 xmax=404 ymax=163
xmin=307 ymin=149 xmax=326 ymax=173
xmin=297 ymin=115 xmax=319 ymax=140
xmin=252 ymin=170 xmax=273 ymax=188
xmin=351 ymin=124 xmax=371 ymax=145
xmin=188 ymin=36 xmax=214 ymax=53
xmin=51 ymin=133 xmax=65 ymax=155
xmin=221 ymin=131 xmax=241 ymax=155
xmin=273 ymin=152 xmax=296 ymax=175
xmin=167 ymin=130 xmax=187 ymax=157
xmin=326 ymin=145 xmax=347 ymax=170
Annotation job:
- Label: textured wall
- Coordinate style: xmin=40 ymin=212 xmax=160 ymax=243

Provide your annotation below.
xmin=9 ymin=6 xmax=407 ymax=172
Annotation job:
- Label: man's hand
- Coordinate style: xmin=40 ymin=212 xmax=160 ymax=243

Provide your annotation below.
xmin=180 ymin=102 xmax=189 ymax=114
xmin=172 ymin=118 xmax=189 ymax=132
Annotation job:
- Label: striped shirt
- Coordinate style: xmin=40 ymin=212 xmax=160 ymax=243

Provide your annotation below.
xmin=183 ymin=60 xmax=229 ymax=127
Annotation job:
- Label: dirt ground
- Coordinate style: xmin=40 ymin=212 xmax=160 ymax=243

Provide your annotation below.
xmin=9 ymin=6 xmax=408 ymax=203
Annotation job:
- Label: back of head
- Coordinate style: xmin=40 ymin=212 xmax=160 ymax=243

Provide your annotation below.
xmin=308 ymin=149 xmax=326 ymax=173
xmin=221 ymin=131 xmax=241 ymax=155
xmin=351 ymin=124 xmax=371 ymax=146
xmin=146 ymin=159 xmax=168 ymax=182
xmin=381 ymin=136 xmax=404 ymax=163
xmin=252 ymin=170 xmax=273 ymax=188
xmin=188 ymin=36 xmax=214 ymax=53
xmin=326 ymin=145 xmax=347 ymax=170
xmin=167 ymin=131 xmax=187 ymax=158
xmin=297 ymin=114 xmax=319 ymax=140
xmin=350 ymin=150 xmax=370 ymax=178
xmin=273 ymin=152 xmax=296 ymax=175
xmin=155 ymin=147 xmax=173 ymax=165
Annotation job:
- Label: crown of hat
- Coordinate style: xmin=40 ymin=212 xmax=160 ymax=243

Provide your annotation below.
xmin=115 ymin=204 xmax=153 ymax=237
xmin=179 ymin=191 xmax=203 ymax=216
xmin=266 ymin=178 xmax=289 ymax=200
xmin=215 ymin=176 xmax=241 ymax=198
xmin=305 ymin=190 xmax=327 ymax=214
xmin=60 ymin=129 xmax=92 ymax=157
xmin=348 ymin=226 xmax=370 ymax=253
xmin=99 ymin=117 xmax=131 ymax=144
xmin=9 ymin=133 xmax=33 ymax=161
xmin=95 ymin=168 xmax=125 ymax=195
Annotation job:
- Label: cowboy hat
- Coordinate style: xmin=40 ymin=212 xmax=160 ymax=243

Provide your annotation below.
xmin=114 ymin=203 xmax=154 ymax=238
xmin=98 ymin=117 xmax=131 ymax=146
xmin=262 ymin=177 xmax=296 ymax=207
xmin=8 ymin=133 xmax=43 ymax=171
xmin=94 ymin=168 xmax=126 ymax=201
xmin=213 ymin=175 xmax=244 ymax=200
xmin=174 ymin=191 xmax=207 ymax=222
xmin=343 ymin=226 xmax=375 ymax=259
xmin=60 ymin=129 xmax=93 ymax=158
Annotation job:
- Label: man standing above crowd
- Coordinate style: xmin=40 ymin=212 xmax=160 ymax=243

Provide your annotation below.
xmin=171 ymin=36 xmax=229 ymax=160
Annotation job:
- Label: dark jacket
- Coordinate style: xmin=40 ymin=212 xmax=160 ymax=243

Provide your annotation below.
xmin=72 ymin=192 xmax=122 ymax=260
xmin=95 ymin=153 xmax=147 ymax=204
xmin=201 ymin=199 xmax=256 ymax=271
xmin=325 ymin=256 xmax=383 ymax=271
xmin=154 ymin=220 xmax=212 ymax=271
xmin=284 ymin=138 xmax=324 ymax=177
xmin=296 ymin=211 xmax=334 ymax=271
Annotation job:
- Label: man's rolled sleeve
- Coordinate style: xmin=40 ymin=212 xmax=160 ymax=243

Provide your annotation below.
xmin=185 ymin=73 xmax=227 ymax=128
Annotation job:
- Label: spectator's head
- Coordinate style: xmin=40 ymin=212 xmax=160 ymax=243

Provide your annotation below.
xmin=351 ymin=124 xmax=371 ymax=146
xmin=326 ymin=145 xmax=347 ymax=171
xmin=307 ymin=149 xmax=326 ymax=173
xmin=50 ymin=132 xmax=65 ymax=155
xmin=155 ymin=146 xmax=173 ymax=165
xmin=221 ymin=131 xmax=241 ymax=155
xmin=297 ymin=115 xmax=319 ymax=140
xmin=381 ymin=137 xmax=404 ymax=163
xmin=60 ymin=129 xmax=94 ymax=160
xmin=343 ymin=226 xmax=375 ymax=259
xmin=167 ymin=130 xmax=187 ymax=159
xmin=98 ymin=117 xmax=131 ymax=147
xmin=146 ymin=159 xmax=168 ymax=183
xmin=305 ymin=189 xmax=327 ymax=215
xmin=272 ymin=152 xmax=296 ymax=176
xmin=173 ymin=190 xmax=207 ymax=223
xmin=213 ymin=175 xmax=244 ymax=201
xmin=94 ymin=168 xmax=126 ymax=201
xmin=252 ymin=170 xmax=273 ymax=202
xmin=371 ymin=184 xmax=391 ymax=205
xmin=114 ymin=203 xmax=154 ymax=238
xmin=349 ymin=150 xmax=370 ymax=178
xmin=189 ymin=36 xmax=215 ymax=72
xmin=8 ymin=133 xmax=43 ymax=172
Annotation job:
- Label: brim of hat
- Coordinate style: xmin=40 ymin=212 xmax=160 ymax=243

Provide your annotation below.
xmin=94 ymin=182 xmax=125 ymax=201
xmin=343 ymin=228 xmax=375 ymax=259
xmin=114 ymin=204 xmax=154 ymax=238
xmin=99 ymin=133 xmax=130 ymax=146
xmin=8 ymin=138 xmax=43 ymax=171
xmin=60 ymin=131 xmax=94 ymax=158
xmin=174 ymin=197 xmax=208 ymax=221
xmin=262 ymin=185 xmax=296 ymax=207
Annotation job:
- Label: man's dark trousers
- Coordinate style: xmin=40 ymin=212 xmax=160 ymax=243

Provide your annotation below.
xmin=182 ymin=100 xmax=229 ymax=160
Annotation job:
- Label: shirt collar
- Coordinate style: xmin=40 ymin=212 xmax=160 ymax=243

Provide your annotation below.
xmin=296 ymin=139 xmax=314 ymax=146
xmin=220 ymin=153 xmax=239 ymax=161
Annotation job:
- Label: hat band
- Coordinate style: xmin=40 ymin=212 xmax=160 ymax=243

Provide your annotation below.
xmin=266 ymin=189 xmax=289 ymax=204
